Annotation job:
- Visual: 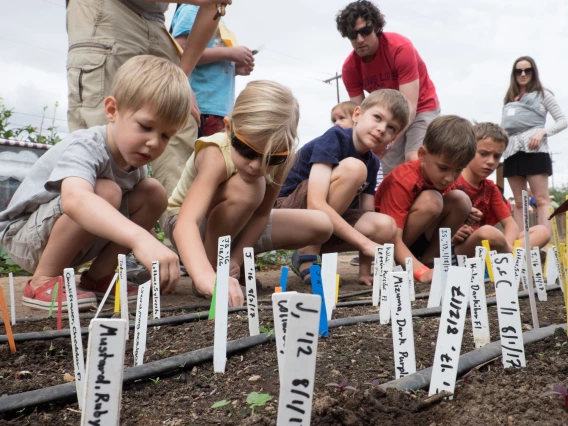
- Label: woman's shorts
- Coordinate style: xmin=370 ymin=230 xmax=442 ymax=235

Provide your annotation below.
xmin=503 ymin=151 xmax=553 ymax=178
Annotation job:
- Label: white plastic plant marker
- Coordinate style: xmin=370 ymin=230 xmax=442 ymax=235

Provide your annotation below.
xmin=492 ymin=253 xmax=527 ymax=368
xmin=243 ymin=247 xmax=260 ymax=336
xmin=405 ymin=257 xmax=415 ymax=302
xmin=151 ymin=261 xmax=160 ymax=320
xmin=456 ymin=255 xmax=467 ymax=268
xmin=475 ymin=246 xmax=487 ymax=263
xmin=9 ymin=272 xmax=15 ymax=325
xmin=379 ymin=243 xmax=394 ymax=324
xmin=63 ymin=269 xmax=86 ymax=409
xmin=466 ymin=258 xmax=490 ymax=348
xmin=372 ymin=247 xmax=384 ymax=307
xmin=393 ymin=265 xmax=403 ymax=272
xmin=277 ymin=293 xmax=320 ymax=426
xmin=530 ymin=248 xmax=547 ymax=302
xmin=214 ymin=235 xmax=231 ymax=373
xmin=272 ymin=291 xmax=297 ymax=385
xmin=521 ymin=190 xmax=539 ymax=329
xmin=94 ymin=273 xmax=118 ymax=319
xmin=512 ymin=248 xmax=525 ymax=290
xmin=439 ymin=227 xmax=452 ymax=300
xmin=321 ymin=252 xmax=338 ymax=320
xmin=428 ymin=266 xmax=471 ymax=398
xmin=81 ymin=318 xmax=127 ymax=426
xmin=389 ymin=271 xmax=416 ymax=378
xmin=133 ymin=281 xmax=151 ymax=366
xmin=546 ymin=246 xmax=559 ymax=287
xmin=118 ymin=254 xmax=129 ymax=340
xmin=427 ymin=258 xmax=442 ymax=308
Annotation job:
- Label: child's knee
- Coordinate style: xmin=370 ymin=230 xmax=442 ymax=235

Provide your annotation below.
xmin=414 ymin=190 xmax=443 ymax=218
xmin=227 ymin=174 xmax=266 ymax=210
xmin=134 ymin=178 xmax=168 ymax=211
xmin=444 ymin=189 xmax=472 ymax=214
xmin=335 ymin=157 xmax=367 ymax=186
xmin=477 ymin=225 xmax=505 ymax=245
xmin=94 ymin=179 xmax=122 ymax=209
xmin=367 ymin=213 xmax=397 ymax=243
xmin=307 ymin=211 xmax=334 ymax=243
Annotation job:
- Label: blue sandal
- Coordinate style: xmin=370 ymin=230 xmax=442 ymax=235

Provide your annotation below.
xmin=290 ymin=250 xmax=319 ymax=285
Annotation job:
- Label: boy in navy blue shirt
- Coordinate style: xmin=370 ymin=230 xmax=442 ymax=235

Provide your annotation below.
xmin=277 ymin=89 xmax=409 ymax=286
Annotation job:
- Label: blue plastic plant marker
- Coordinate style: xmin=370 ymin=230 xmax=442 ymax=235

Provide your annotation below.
xmin=280 ymin=266 xmax=289 ymax=292
xmin=484 ymin=265 xmax=490 ymax=283
xmin=309 ymin=265 xmax=329 ymax=337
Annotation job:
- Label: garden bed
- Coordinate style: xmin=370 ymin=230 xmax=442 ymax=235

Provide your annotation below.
xmin=1 ymin=281 xmax=567 ymax=424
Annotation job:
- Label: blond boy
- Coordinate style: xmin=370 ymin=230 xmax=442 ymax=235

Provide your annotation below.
xmin=0 ymin=56 xmax=191 ymax=310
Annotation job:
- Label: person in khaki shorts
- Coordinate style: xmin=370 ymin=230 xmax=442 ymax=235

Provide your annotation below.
xmin=0 ymin=56 xmax=190 ymax=311
xmin=66 ymin=0 xmax=230 ymax=197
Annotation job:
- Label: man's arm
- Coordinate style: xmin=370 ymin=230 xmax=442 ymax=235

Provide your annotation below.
xmin=350 ymin=94 xmax=365 ymax=105
xmin=398 ymin=79 xmax=419 ymax=132
xmin=175 ymin=35 xmax=254 ymax=67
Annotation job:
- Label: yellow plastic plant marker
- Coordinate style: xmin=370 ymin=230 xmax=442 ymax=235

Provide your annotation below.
xmin=481 ymin=240 xmax=494 ymax=282
xmin=114 ymin=267 xmax=120 ymax=313
xmin=551 ymin=208 xmax=568 ymax=335
xmin=335 ymin=274 xmax=340 ymax=304
xmin=218 ymin=21 xmax=238 ymax=47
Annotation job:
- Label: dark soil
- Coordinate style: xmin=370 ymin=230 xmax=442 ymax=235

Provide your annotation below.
xmin=1 ymin=284 xmax=567 ymax=425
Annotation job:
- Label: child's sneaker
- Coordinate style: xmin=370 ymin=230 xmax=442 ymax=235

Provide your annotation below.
xmin=78 ymin=272 xmax=139 ymax=302
xmin=22 ymin=277 xmax=97 ymax=311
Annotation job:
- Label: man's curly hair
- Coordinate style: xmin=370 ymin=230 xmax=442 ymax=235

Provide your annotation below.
xmin=336 ymin=1 xmax=386 ymax=38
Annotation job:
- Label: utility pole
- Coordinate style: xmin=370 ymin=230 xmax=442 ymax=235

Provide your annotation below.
xmin=550 ymin=151 xmax=562 ymax=188
xmin=323 ymin=73 xmax=341 ymax=104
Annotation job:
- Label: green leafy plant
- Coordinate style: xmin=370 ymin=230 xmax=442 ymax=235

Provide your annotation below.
xmin=211 ymin=399 xmax=240 ymax=423
xmin=246 ymin=392 xmax=272 ymax=416
xmin=0 ymin=246 xmax=27 ymax=276
xmin=259 ymin=323 xmax=275 ymax=337
xmin=255 ymin=250 xmax=294 ymax=271
xmin=149 ymin=377 xmax=160 ymax=385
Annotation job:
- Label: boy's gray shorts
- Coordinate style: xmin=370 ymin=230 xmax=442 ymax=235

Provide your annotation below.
xmin=1 ymin=196 xmax=110 ymax=273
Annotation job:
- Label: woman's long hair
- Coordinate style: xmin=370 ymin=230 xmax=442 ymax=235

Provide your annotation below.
xmin=503 ymin=56 xmax=545 ymax=105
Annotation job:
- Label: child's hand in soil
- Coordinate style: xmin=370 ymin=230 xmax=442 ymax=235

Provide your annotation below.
xmin=358 ymin=274 xmax=373 ymax=286
xmin=452 ymin=225 xmax=473 ymax=245
xmin=228 ymin=277 xmax=244 ymax=307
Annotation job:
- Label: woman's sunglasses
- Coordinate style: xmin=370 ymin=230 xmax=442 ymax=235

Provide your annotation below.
xmin=230 ymin=128 xmax=289 ymax=166
xmin=346 ymin=25 xmax=374 ymax=40
xmin=515 ymin=67 xmax=533 ymax=77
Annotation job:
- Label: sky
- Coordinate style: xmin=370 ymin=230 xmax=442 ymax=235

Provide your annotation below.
xmin=2 ymin=0 xmax=568 ymax=196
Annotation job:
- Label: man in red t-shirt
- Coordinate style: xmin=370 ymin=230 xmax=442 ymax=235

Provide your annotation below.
xmin=448 ymin=123 xmax=550 ymax=256
xmin=336 ymin=0 xmax=440 ymax=176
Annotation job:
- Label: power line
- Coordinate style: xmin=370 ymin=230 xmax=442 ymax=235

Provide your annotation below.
xmin=39 ymin=0 xmax=64 ymax=7
xmin=12 ymin=111 xmax=68 ymax=123
xmin=0 ymin=36 xmax=66 ymax=56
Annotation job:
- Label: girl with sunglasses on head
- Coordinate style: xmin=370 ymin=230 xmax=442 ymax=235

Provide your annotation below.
xmin=164 ymin=80 xmax=333 ymax=307
xmin=501 ymin=56 xmax=567 ymax=233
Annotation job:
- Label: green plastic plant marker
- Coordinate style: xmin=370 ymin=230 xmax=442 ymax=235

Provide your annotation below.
xmin=208 ymin=278 xmax=217 ymax=320
xmin=48 ymin=282 xmax=59 ymax=318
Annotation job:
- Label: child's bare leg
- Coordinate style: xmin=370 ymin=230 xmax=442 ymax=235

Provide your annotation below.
xmin=269 ymin=209 xmax=333 ymax=250
xmin=203 ymin=173 xmax=265 ymax=266
xmin=300 ymin=158 xmax=366 ymax=272
xmin=86 ymin=178 xmax=168 ymax=280
xmin=421 ymin=190 xmax=471 ymax=264
xmin=454 ymin=225 xmax=509 ymax=257
xmin=507 ymin=175 xmax=527 ymax=230
xmin=402 ymin=190 xmax=443 ymax=246
xmin=31 ymin=179 xmax=122 ymax=289
xmin=519 ymin=225 xmax=551 ymax=250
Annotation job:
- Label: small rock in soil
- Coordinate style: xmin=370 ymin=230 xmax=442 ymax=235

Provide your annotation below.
xmin=248 ymin=375 xmax=261 ymax=382
xmin=63 ymin=373 xmax=74 ymax=382
xmin=15 ymin=370 xmax=32 ymax=379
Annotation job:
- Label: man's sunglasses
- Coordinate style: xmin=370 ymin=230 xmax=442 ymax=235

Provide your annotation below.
xmin=515 ymin=67 xmax=533 ymax=76
xmin=230 ymin=128 xmax=289 ymax=166
xmin=346 ymin=25 xmax=374 ymax=40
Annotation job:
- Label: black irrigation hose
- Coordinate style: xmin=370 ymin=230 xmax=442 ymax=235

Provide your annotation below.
xmin=380 ymin=322 xmax=568 ymax=391
xmin=0 ymin=285 xmax=563 ymax=414
xmin=1 ymin=286 xmax=561 ymax=343
xmin=0 ymin=288 xmax=378 ymax=326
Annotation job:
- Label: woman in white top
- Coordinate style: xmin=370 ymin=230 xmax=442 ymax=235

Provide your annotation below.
xmin=501 ymin=56 xmax=567 ymax=232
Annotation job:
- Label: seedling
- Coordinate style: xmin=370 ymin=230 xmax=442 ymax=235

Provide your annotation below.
xmin=540 ymin=384 xmax=568 ymax=410
xmin=44 ymin=352 xmax=50 ymax=360
xmin=325 ymin=377 xmax=357 ymax=393
xmin=149 ymin=377 xmax=160 ymax=385
xmin=59 ymin=349 xmax=65 ymax=356
xmin=158 ymin=346 xmax=170 ymax=356
xmin=555 ymin=341 xmax=567 ymax=350
xmin=48 ymin=343 xmax=56 ymax=353
xmin=246 ymin=392 xmax=272 ymax=415
xmin=538 ymin=353 xmax=545 ymax=359
xmin=407 ymin=388 xmax=423 ymax=397
xmin=211 ymin=399 xmax=240 ymax=423
xmin=365 ymin=378 xmax=380 ymax=388
xmin=259 ymin=324 xmax=275 ymax=337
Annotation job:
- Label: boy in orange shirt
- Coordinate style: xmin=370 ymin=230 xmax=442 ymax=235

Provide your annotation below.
xmin=449 ymin=122 xmax=550 ymax=256
xmin=374 ymin=115 xmax=476 ymax=284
